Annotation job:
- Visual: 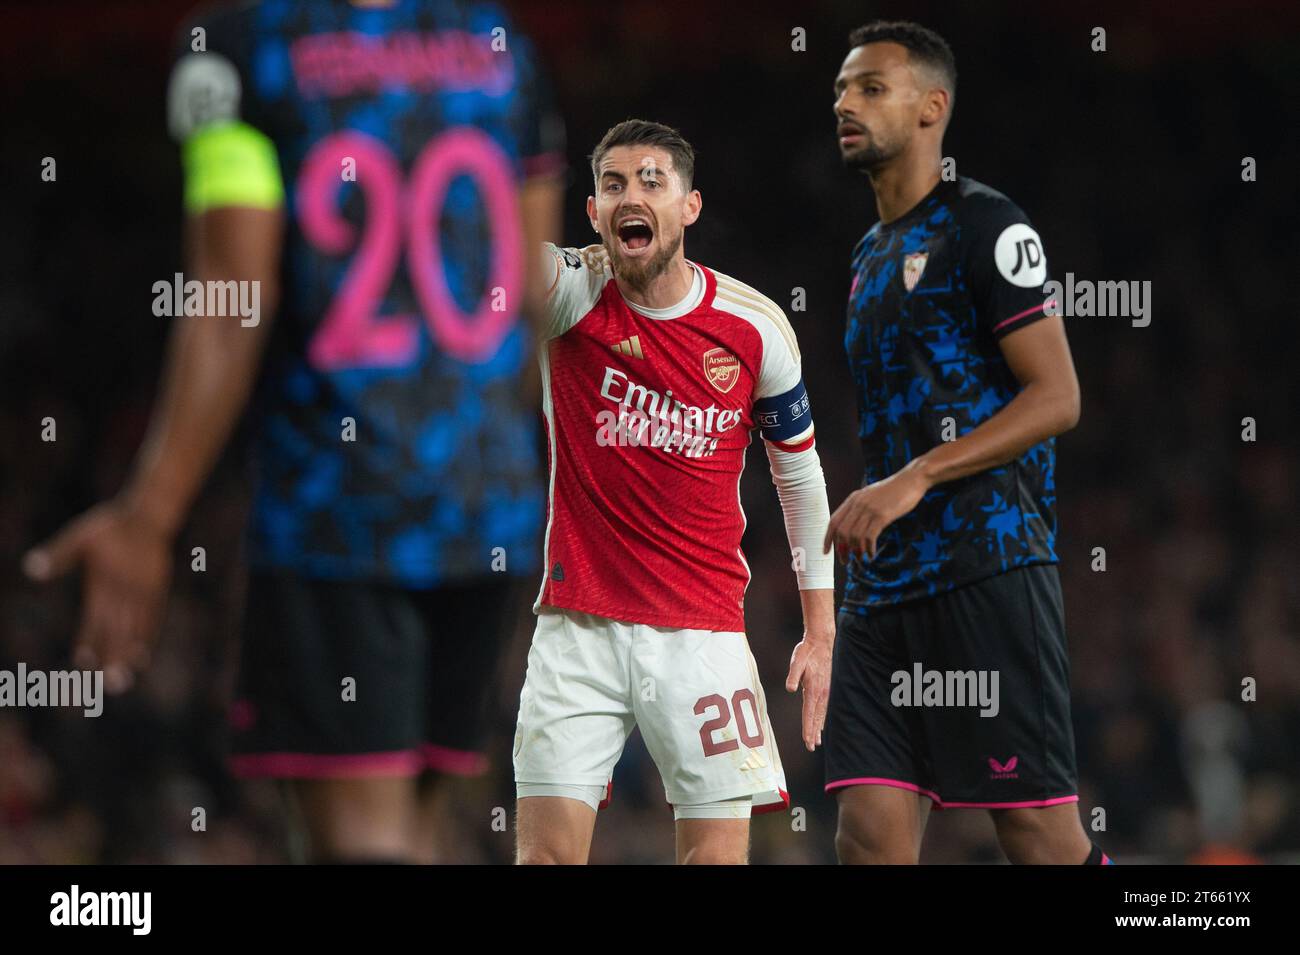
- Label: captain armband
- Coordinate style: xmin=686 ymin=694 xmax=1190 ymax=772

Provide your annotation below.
xmin=754 ymin=378 xmax=814 ymax=450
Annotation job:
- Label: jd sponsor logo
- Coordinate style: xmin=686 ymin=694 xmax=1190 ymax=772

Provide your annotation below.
xmin=890 ymin=663 xmax=999 ymax=718
xmin=50 ymin=885 xmax=151 ymax=935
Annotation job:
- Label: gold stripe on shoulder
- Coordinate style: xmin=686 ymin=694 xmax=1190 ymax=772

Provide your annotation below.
xmin=713 ymin=274 xmax=801 ymax=361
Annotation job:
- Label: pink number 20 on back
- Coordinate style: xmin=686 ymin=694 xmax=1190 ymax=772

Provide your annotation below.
xmin=297 ymin=126 xmax=523 ymax=370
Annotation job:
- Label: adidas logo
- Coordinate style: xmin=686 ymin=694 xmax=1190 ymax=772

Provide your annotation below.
xmin=610 ymin=335 xmax=645 ymax=359
xmin=550 ymin=562 xmax=565 ymax=582
xmin=738 ymin=749 xmax=768 ymax=772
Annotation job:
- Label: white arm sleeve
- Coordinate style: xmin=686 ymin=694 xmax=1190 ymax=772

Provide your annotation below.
xmin=766 ymin=439 xmax=834 ymax=591
xmin=540 ymin=242 xmax=610 ymax=340
xmin=713 ymin=278 xmax=827 ymax=585
xmin=749 ymin=301 xmax=814 ymax=448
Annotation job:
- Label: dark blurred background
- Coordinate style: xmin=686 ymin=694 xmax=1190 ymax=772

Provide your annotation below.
xmin=2 ymin=0 xmax=1298 ymax=863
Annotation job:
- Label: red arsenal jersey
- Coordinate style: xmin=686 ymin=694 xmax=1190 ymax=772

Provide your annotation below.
xmin=533 ymin=244 xmax=813 ymax=632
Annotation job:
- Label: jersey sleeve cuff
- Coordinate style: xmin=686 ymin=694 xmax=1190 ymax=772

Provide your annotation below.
xmin=181 ymin=121 xmax=285 ymax=214
xmin=990 ymin=298 xmax=1055 ymax=339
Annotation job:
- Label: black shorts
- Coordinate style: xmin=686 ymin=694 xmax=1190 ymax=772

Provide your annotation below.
xmin=824 ymin=564 xmax=1079 ymax=809
xmin=228 ymin=571 xmax=523 ymax=780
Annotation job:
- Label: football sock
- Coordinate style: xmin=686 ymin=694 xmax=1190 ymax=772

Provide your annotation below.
xmin=1084 ymin=843 xmax=1115 ymax=865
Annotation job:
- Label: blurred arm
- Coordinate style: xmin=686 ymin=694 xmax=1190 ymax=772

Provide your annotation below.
xmin=22 ymin=205 xmax=284 ymax=687
xmin=519 ymin=175 xmax=564 ymax=338
xmin=122 ymin=206 xmax=284 ymax=536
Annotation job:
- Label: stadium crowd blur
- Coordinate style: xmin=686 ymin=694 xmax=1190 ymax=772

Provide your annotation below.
xmin=2 ymin=0 xmax=1296 ymax=863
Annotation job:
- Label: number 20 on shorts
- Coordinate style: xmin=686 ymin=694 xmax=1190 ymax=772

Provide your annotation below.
xmin=695 ymin=690 xmax=765 ymax=756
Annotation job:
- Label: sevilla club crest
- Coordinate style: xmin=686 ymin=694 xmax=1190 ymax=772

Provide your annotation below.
xmin=702 ymin=347 xmax=741 ymax=393
xmin=903 ymin=251 xmax=928 ymax=292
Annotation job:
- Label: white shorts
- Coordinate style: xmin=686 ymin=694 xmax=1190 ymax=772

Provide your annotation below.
xmin=513 ymin=608 xmax=788 ymax=813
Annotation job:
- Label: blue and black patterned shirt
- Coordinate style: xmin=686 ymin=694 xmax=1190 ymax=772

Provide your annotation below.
xmin=842 ymin=176 xmax=1058 ymax=612
xmin=170 ymin=0 xmax=564 ymax=587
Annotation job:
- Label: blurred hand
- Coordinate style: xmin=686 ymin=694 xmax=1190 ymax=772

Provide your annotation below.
xmin=22 ymin=498 xmax=174 ymax=694
xmin=786 ymin=627 xmax=833 ymax=751
xmin=824 ymin=467 xmax=930 ymax=563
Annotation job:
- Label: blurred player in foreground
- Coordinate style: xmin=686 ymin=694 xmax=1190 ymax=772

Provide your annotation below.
xmin=23 ymin=0 xmax=563 ymax=863
xmin=512 ymin=120 xmax=836 ymax=864
xmin=823 ymin=21 xmax=1113 ymax=865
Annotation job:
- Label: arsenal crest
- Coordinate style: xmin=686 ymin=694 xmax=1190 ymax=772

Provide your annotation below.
xmin=702 ymin=347 xmax=741 ymax=393
xmin=903 ymin=251 xmax=928 ymax=292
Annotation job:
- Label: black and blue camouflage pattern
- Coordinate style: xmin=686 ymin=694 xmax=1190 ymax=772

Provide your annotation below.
xmin=842 ymin=177 xmax=1058 ymax=611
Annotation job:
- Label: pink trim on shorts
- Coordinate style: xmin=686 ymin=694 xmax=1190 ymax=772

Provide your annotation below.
xmin=826 ymin=777 xmax=942 ymax=803
xmin=420 ymin=743 xmax=488 ymax=777
xmin=936 ymin=795 xmax=1079 ymax=810
xmin=228 ymin=750 xmax=425 ymax=779
xmin=825 ymin=777 xmax=1079 ymax=811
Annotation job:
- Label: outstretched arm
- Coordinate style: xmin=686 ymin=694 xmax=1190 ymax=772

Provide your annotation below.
xmin=24 ymin=205 xmax=283 ymax=692
xmin=767 ymin=439 xmax=836 ymax=751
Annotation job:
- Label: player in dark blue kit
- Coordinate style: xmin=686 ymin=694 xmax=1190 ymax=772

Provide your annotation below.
xmin=822 ymin=21 xmax=1113 ymax=865
xmin=23 ymin=0 xmax=563 ymax=863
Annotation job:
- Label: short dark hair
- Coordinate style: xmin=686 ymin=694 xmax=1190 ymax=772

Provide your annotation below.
xmin=589 ymin=119 xmax=696 ymax=192
xmin=848 ymin=20 xmax=957 ymax=100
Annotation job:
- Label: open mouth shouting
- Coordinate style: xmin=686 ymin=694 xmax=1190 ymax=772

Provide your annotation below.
xmin=616 ymin=215 xmax=655 ymax=256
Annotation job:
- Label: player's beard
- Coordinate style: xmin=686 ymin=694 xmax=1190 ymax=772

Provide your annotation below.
xmin=842 ymin=128 xmax=902 ymax=174
xmin=606 ymin=226 xmax=683 ymax=293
